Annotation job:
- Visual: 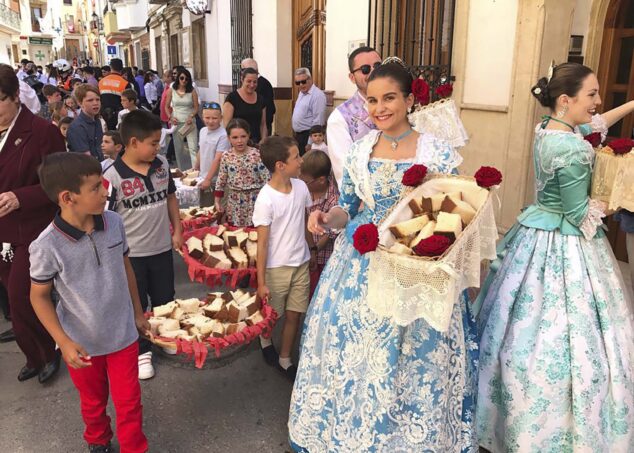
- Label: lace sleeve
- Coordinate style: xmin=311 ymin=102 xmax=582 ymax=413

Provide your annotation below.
xmin=579 ymin=199 xmax=606 ymax=241
xmin=590 ymin=114 xmax=608 ymax=142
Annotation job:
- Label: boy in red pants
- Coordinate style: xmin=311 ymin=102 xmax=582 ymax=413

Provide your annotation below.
xmin=29 ymin=152 xmax=150 ymax=453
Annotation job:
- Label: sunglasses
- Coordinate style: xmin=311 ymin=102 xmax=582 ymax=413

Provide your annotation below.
xmin=179 ymin=76 xmax=189 ymax=81
xmin=351 ymin=62 xmax=381 ymax=75
xmin=294 ymin=79 xmax=309 ymax=86
xmin=202 ymin=102 xmax=221 ymax=110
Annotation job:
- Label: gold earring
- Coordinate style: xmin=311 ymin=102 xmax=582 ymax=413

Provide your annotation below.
xmin=557 ymin=105 xmax=567 ymax=118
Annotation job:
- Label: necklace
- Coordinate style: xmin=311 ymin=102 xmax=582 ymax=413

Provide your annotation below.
xmin=383 ymin=129 xmax=413 ymax=150
xmin=541 ymin=115 xmax=575 ymax=132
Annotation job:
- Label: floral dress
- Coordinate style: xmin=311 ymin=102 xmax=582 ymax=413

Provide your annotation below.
xmin=214 ymin=147 xmax=269 ymax=226
xmin=476 ymin=115 xmax=634 ymax=452
xmin=288 ymin=129 xmax=479 ymax=452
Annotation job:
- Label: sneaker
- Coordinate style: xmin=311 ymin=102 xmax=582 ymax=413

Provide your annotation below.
xmin=88 ymin=442 xmax=112 ymax=452
xmin=138 ymin=352 xmax=155 ymax=380
xmin=261 ymin=344 xmax=279 ymax=366
xmin=277 ymin=363 xmax=298 ymax=381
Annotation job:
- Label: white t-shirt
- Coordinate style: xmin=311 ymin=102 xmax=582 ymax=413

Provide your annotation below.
xmin=252 ymin=179 xmax=312 ymax=269
xmin=198 ymin=127 xmax=229 ymax=179
xmin=309 ymin=142 xmax=328 ymax=152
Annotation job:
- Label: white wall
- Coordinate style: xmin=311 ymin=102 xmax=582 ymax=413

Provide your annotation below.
xmin=462 ymin=0 xmax=518 ymax=107
xmin=216 ymin=0 xmax=233 ymax=86
xmin=571 ymin=0 xmax=592 ymax=55
xmin=0 ymin=32 xmax=12 ymax=65
xmin=251 ymin=0 xmax=292 ymax=87
xmin=196 ymin=0 xmax=223 ymax=102
xmin=325 ymin=0 xmax=368 ymax=98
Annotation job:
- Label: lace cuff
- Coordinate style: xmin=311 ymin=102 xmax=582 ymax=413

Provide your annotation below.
xmin=1 ymin=243 xmax=13 ymax=263
xmin=591 ymin=114 xmax=608 ymax=142
xmin=579 ymin=199 xmax=606 ymax=240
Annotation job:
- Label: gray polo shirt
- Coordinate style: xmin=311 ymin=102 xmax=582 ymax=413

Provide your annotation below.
xmin=29 ymin=211 xmax=138 ymax=356
xmin=104 ymin=154 xmax=176 ymax=257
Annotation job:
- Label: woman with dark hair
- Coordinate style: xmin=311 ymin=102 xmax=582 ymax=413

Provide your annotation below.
xmin=476 ymin=63 xmax=634 ymax=451
xmin=288 ymin=60 xmax=475 ymax=451
xmin=0 ymin=63 xmax=66 ymax=383
xmin=122 ymin=67 xmax=141 ymax=95
xmin=222 ymin=67 xmax=267 ymax=144
xmin=165 ymin=67 xmax=199 ymax=169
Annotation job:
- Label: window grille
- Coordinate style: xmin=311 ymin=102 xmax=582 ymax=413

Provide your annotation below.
xmin=230 ymin=0 xmax=253 ymax=89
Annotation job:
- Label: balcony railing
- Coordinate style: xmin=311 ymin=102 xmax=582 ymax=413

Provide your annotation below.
xmin=0 ymin=3 xmax=21 ymax=32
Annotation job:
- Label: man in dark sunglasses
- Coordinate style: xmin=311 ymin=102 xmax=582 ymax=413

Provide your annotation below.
xmin=292 ymin=67 xmax=327 ymax=155
xmin=326 ymin=46 xmax=382 ymax=187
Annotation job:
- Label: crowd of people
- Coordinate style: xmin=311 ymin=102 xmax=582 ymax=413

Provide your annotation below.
xmin=0 ymin=46 xmax=634 ymax=453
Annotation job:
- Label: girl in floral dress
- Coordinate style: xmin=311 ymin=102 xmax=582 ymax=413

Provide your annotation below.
xmin=476 ymin=63 xmax=634 ymax=452
xmin=288 ymin=62 xmax=478 ymax=452
xmin=214 ymin=118 xmax=269 ymax=226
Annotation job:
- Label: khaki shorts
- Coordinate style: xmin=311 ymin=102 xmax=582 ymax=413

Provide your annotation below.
xmin=265 ymin=262 xmax=310 ymax=315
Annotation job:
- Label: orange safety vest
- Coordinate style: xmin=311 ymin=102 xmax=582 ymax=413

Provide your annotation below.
xmin=98 ymin=73 xmax=128 ymax=96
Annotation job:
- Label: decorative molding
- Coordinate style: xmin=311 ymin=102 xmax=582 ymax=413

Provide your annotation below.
xmin=296 ymin=9 xmax=325 ymax=39
xmin=460 ymin=103 xmax=509 ymax=113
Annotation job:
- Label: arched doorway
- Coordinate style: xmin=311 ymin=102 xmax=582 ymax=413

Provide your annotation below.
xmin=596 ymin=0 xmax=634 ymax=261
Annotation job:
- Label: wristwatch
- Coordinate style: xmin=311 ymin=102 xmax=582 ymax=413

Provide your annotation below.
xmin=310 ymin=245 xmax=318 ymax=253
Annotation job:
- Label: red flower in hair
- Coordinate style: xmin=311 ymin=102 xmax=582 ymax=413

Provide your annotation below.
xmin=435 ymin=83 xmax=453 ymax=99
xmin=412 ymin=79 xmax=430 ymax=106
xmin=352 ymin=223 xmax=379 ymax=255
xmin=474 ymin=166 xmax=503 ymax=188
xmin=583 ymin=132 xmax=602 ymax=148
xmin=609 ymin=138 xmax=634 ymax=155
xmin=401 ymin=164 xmax=428 ymax=187
xmin=413 ymin=234 xmax=453 ymax=257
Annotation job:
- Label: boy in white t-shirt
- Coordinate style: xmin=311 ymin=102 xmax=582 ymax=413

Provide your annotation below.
xmin=253 ymin=136 xmax=316 ymax=380
xmin=196 ymin=102 xmax=230 ymax=190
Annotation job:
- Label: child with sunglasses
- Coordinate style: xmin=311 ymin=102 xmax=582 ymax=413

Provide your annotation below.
xmin=197 ymin=102 xmax=230 ymax=191
xmin=214 ymin=119 xmax=269 ymax=226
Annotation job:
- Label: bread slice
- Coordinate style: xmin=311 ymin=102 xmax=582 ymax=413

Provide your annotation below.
xmin=148 ymin=317 xmax=167 ymax=335
xmin=388 ymin=242 xmax=413 ymax=255
xmin=177 ymin=298 xmax=201 ymax=314
xmin=210 ymin=320 xmax=226 ymax=337
xmin=389 ymin=214 xmax=431 ymax=239
xmin=240 ymin=294 xmax=260 ymax=316
xmin=186 ymin=236 xmax=205 ymax=259
xmin=170 ymin=307 xmax=185 ymax=321
xmin=245 ymin=240 xmax=257 ymax=267
xmin=224 ymin=230 xmax=249 ymax=249
xmin=221 ymin=291 xmax=233 ymax=303
xmin=227 ymin=247 xmax=248 ymax=269
xmin=225 ymin=321 xmax=247 ymax=335
xmin=230 ymin=289 xmax=246 ymax=302
xmin=440 ymin=195 xmax=477 ymax=225
xmin=153 ymin=301 xmax=177 ymax=318
xmin=409 ymin=198 xmax=425 ymax=215
xmin=158 ymin=318 xmax=181 ymax=334
xmin=203 ymin=234 xmax=225 ymax=253
xmin=158 ymin=329 xmax=189 ymax=339
xmin=181 ymin=314 xmax=210 ymax=329
xmin=434 ymin=212 xmax=462 ymax=241
xmin=421 ymin=193 xmax=446 ymax=213
xmin=410 ymin=220 xmax=437 ymax=248
xmin=248 ymin=230 xmax=258 ymax=242
xmin=215 ymin=304 xmax=230 ymax=322
xmin=203 ymin=297 xmax=225 ymax=317
xmin=215 ymin=224 xmax=226 ymax=237
xmin=245 ymin=310 xmax=265 ymax=326
xmin=226 ymin=301 xmax=249 ymax=323
xmin=206 ymin=291 xmax=224 ymax=302
xmin=202 ymin=250 xmax=232 ymax=269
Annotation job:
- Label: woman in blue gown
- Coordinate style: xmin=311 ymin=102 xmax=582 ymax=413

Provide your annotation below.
xmin=476 ymin=63 xmax=634 ymax=452
xmin=288 ymin=62 xmax=478 ymax=452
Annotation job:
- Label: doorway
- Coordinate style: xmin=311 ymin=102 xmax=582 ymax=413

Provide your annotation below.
xmin=292 ymin=0 xmax=326 ymax=100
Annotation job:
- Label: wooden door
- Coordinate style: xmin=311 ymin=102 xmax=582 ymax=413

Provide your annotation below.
xmin=597 ymin=0 xmax=634 ymax=262
xmin=292 ymin=0 xmax=326 ymax=99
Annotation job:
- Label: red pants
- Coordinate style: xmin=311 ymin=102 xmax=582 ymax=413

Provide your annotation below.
xmin=309 ymin=264 xmax=326 ymax=299
xmin=67 ymin=342 xmax=148 ymax=453
xmin=0 ymin=244 xmax=56 ymax=368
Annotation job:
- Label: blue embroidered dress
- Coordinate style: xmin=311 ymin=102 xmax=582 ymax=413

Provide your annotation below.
xmin=288 ymin=130 xmax=479 ymax=452
xmin=476 ymin=116 xmax=634 ymax=452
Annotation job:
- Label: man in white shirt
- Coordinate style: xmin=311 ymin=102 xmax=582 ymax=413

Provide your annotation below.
xmin=291 ymin=68 xmax=327 ymax=156
xmin=326 ymin=47 xmax=382 ymax=187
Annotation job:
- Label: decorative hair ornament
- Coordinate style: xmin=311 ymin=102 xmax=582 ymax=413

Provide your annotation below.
xmin=532 ymin=87 xmax=542 ymax=95
xmin=381 ymin=56 xmax=408 ymax=68
xmin=547 ymin=60 xmax=556 ymax=83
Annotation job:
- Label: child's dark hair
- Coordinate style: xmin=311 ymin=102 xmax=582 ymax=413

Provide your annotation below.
xmin=301 ymin=150 xmax=331 ymax=179
xmin=120 ymin=110 xmax=161 ymax=145
xmin=38 ymin=153 xmax=102 ymax=203
xmin=531 ymin=63 xmax=594 ymax=110
xmin=42 ymin=84 xmax=60 ymax=98
xmin=121 ymin=88 xmax=138 ymax=102
xmin=104 ymin=130 xmax=123 ymax=147
xmin=367 ymin=62 xmax=413 ymax=98
xmin=58 ymin=116 xmax=73 ymax=127
xmin=259 ymin=136 xmax=298 ymax=173
xmin=309 ymin=125 xmax=324 ymax=135
xmin=226 ymin=118 xmax=251 ymax=136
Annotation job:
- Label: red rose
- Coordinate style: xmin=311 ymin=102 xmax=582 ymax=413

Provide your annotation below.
xmin=474 ymin=166 xmax=503 ymax=188
xmin=583 ymin=132 xmax=602 ymax=148
xmin=352 ymin=223 xmax=379 ymax=255
xmin=402 ymin=164 xmax=428 ymax=187
xmin=435 ymin=83 xmax=453 ymax=99
xmin=413 ymin=234 xmax=453 ymax=257
xmin=609 ymin=138 xmax=634 ymax=155
xmin=412 ymin=78 xmax=430 ymax=106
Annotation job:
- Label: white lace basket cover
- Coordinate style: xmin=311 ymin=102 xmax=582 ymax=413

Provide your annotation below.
xmin=367 ymin=175 xmax=498 ymax=331
xmin=408 ymin=98 xmax=469 ymax=148
xmin=591 ymin=148 xmax=634 ymax=211
xmin=174 ymin=177 xmax=201 ymax=207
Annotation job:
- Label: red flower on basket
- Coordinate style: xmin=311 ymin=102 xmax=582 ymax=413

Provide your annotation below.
xmin=435 ymin=83 xmax=453 ymax=99
xmin=352 ymin=223 xmax=379 ymax=255
xmin=402 ymin=164 xmax=428 ymax=187
xmin=583 ymin=132 xmax=602 ymax=148
xmin=609 ymin=138 xmax=634 ymax=155
xmin=413 ymin=234 xmax=453 ymax=257
xmin=474 ymin=166 xmax=503 ymax=188
xmin=412 ymin=78 xmax=430 ymax=106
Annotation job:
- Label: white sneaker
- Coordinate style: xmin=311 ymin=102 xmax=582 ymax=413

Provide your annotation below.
xmin=138 ymin=352 xmax=155 ymax=380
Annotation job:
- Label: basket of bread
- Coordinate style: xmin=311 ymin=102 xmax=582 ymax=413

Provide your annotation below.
xmin=148 ymin=289 xmax=278 ymax=368
xmin=590 ymin=138 xmax=634 ymax=211
xmin=179 ymin=206 xmax=218 ymax=231
xmin=181 ymin=225 xmax=258 ymax=288
xmin=362 ymin=166 xmax=500 ymax=331
xmin=173 ymin=169 xmax=202 ymax=207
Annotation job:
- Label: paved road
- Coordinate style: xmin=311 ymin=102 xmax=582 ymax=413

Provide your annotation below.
xmin=0 ymin=252 xmax=294 ymax=453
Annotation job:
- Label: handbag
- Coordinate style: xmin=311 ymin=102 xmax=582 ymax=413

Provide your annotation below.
xmin=177 ymin=121 xmax=194 ymax=137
